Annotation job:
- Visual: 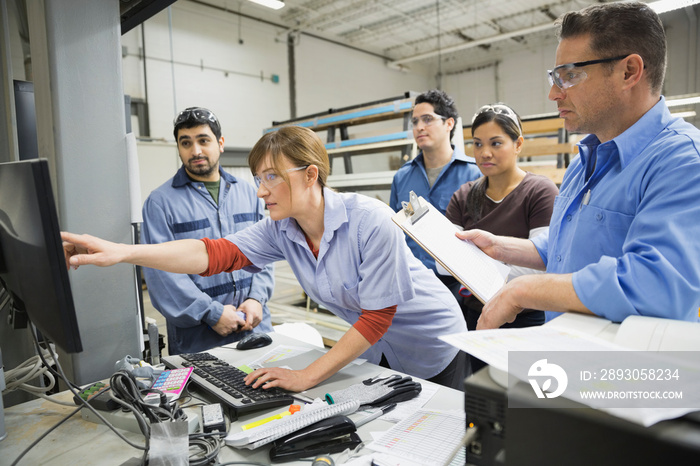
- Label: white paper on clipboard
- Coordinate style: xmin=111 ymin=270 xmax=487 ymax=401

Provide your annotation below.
xmin=392 ymin=193 xmax=510 ymax=303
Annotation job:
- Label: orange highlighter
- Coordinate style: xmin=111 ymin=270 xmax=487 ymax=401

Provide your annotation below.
xmin=241 ymin=404 xmax=301 ymax=431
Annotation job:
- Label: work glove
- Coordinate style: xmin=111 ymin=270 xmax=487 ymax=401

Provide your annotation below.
xmin=325 ymin=373 xmax=422 ymax=408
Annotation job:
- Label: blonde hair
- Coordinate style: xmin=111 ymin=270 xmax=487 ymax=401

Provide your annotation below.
xmin=248 ymin=126 xmax=330 ymax=188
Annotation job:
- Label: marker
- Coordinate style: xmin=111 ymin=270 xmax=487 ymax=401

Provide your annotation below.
xmin=353 ymin=403 xmax=397 ymax=428
xmin=241 ymin=404 xmax=301 ymax=430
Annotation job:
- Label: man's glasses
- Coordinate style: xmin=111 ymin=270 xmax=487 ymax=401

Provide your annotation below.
xmin=547 ymin=55 xmax=629 ymax=90
xmin=411 ymin=113 xmax=448 ymax=127
xmin=472 ymin=104 xmax=522 ymax=136
xmin=254 ymin=166 xmax=309 ymax=189
xmin=173 ymin=107 xmax=220 ymax=131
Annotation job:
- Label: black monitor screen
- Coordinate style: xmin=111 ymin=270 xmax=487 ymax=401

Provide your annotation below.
xmin=0 ymin=159 xmax=83 ymax=353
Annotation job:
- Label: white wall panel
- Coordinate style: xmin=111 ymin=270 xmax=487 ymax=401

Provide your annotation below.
xmin=295 ymin=34 xmax=431 ymax=116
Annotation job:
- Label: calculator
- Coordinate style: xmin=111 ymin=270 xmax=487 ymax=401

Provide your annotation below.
xmin=148 ymin=366 xmax=193 ymax=402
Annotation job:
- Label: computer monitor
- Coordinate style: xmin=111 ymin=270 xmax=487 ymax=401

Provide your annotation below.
xmin=0 ymin=159 xmax=83 ymax=353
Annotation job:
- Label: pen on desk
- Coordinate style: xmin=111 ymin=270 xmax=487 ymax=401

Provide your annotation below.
xmin=241 ymin=404 xmax=301 ymax=430
xmin=353 ymin=403 xmax=397 ymax=428
xmin=291 ymin=392 xmax=315 ymax=404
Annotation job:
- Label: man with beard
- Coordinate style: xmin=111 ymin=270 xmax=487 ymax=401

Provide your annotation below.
xmin=141 ymin=107 xmax=274 ymax=355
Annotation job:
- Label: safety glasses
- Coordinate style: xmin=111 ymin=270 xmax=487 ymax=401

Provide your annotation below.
xmin=254 ymin=166 xmax=309 ymax=189
xmin=472 ymin=104 xmax=522 ymax=136
xmin=411 ymin=113 xmax=448 ymax=127
xmin=547 ymin=55 xmax=629 ymax=90
xmin=173 ymin=107 xmax=221 ymax=132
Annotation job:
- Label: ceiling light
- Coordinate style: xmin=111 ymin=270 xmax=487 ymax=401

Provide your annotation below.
xmin=647 ymin=0 xmax=700 ymax=14
xmin=247 ymin=0 xmax=285 ymax=10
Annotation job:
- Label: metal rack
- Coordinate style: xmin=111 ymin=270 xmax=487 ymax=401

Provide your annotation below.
xmin=265 ymin=92 xmax=419 ymax=191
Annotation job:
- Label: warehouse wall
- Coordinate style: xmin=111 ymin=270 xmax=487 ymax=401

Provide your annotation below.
xmin=443 ymin=7 xmax=700 ymax=123
xmin=121 ymin=1 xmax=431 ymax=147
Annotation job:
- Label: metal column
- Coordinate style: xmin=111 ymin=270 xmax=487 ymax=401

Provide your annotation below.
xmin=26 ymin=0 xmax=141 ymax=385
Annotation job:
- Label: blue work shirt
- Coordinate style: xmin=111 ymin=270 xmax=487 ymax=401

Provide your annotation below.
xmin=141 ymin=166 xmax=274 ymax=354
xmin=228 ymin=188 xmax=465 ymax=380
xmin=532 ymin=97 xmax=700 ymax=323
xmin=390 ymin=145 xmax=481 ymax=273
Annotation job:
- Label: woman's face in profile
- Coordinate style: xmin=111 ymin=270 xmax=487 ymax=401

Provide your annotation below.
xmin=254 ymin=154 xmax=309 ymax=221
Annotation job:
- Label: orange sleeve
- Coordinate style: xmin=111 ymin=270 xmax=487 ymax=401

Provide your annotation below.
xmin=199 ymin=238 xmax=253 ymax=276
xmin=352 ymin=305 xmax=397 ymax=345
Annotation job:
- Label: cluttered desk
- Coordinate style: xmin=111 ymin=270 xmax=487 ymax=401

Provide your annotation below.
xmin=0 ymin=159 xmax=466 ymax=466
xmin=1 ymin=332 xmax=466 ymax=465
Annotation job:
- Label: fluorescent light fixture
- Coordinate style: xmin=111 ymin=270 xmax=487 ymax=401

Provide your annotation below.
xmin=648 ymin=0 xmax=700 ymax=14
xmin=666 ymin=95 xmax=700 ymax=107
xmin=247 ymin=0 xmax=285 ymax=9
xmin=671 ymin=111 xmax=697 ymax=119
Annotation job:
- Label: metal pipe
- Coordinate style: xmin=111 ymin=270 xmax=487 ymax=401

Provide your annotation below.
xmin=388 ymin=22 xmax=553 ymax=68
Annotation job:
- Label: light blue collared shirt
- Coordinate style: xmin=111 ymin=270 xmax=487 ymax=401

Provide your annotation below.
xmin=532 ymin=97 xmax=700 ymax=323
xmin=229 ymin=188 xmax=465 ymax=380
xmin=142 ymin=166 xmax=274 ymax=354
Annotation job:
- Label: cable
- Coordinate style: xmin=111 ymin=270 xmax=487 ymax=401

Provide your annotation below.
xmin=111 ymin=370 xmax=187 ymax=423
xmin=10 ymin=326 xmax=148 ymax=466
xmin=28 ymin=334 xmax=81 ymax=392
xmin=2 ymin=347 xmax=66 ymax=402
xmin=188 ymin=432 xmax=226 ymax=466
xmin=37 ymin=334 xmax=149 ymax=454
xmin=215 ymin=462 xmax=274 ymax=466
xmin=2 ymin=350 xmax=77 ymax=407
xmin=12 ymin=329 xmax=233 ymax=465
xmin=10 ymin=405 xmax=82 ymax=466
xmin=444 ymin=425 xmax=479 ymax=466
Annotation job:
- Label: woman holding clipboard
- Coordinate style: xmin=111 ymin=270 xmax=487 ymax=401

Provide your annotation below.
xmin=62 ymin=126 xmax=467 ymax=391
xmin=446 ymin=104 xmax=559 ymax=336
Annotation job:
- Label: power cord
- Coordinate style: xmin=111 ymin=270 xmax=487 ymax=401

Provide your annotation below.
xmin=2 ymin=348 xmax=75 ymax=406
xmin=188 ymin=431 xmax=226 ymax=465
xmin=10 ymin=325 xmax=148 ymax=466
xmin=444 ymin=424 xmax=479 ymax=465
xmin=108 ymin=370 xmax=187 ymax=437
xmin=10 ymin=328 xmax=251 ymax=465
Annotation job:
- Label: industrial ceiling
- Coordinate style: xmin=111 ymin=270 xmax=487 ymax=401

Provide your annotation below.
xmin=188 ymin=0 xmax=612 ymax=74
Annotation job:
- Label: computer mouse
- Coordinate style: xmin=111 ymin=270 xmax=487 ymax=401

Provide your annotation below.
xmin=236 ymin=332 xmax=273 ymax=350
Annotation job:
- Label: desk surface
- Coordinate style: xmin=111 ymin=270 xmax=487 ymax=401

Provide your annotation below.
xmin=0 ymin=333 xmax=464 ymax=465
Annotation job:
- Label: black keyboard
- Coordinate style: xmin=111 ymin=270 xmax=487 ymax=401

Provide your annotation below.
xmin=163 ymin=352 xmax=294 ymax=419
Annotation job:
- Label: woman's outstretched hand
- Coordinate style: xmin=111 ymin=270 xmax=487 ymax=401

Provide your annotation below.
xmin=61 ymin=232 xmax=126 ymax=269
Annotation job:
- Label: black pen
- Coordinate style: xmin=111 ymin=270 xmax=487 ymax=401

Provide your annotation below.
xmin=291 ymin=393 xmax=315 ymax=404
xmin=353 ymin=403 xmax=397 ymax=428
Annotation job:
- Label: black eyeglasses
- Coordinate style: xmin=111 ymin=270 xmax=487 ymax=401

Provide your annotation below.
xmin=173 ymin=107 xmax=220 ymax=131
xmin=547 ymin=55 xmax=629 ymax=90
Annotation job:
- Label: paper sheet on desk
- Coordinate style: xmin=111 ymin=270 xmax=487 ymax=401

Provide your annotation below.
xmin=440 ymin=328 xmax=700 ymax=427
xmin=367 ymin=409 xmax=465 ymax=466
xmin=340 ymin=450 xmax=466 ymax=466
xmin=381 ymin=383 xmax=439 ymax=423
xmin=246 ymin=344 xmax=311 ymax=368
xmin=440 ymin=325 xmax=625 ymax=373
